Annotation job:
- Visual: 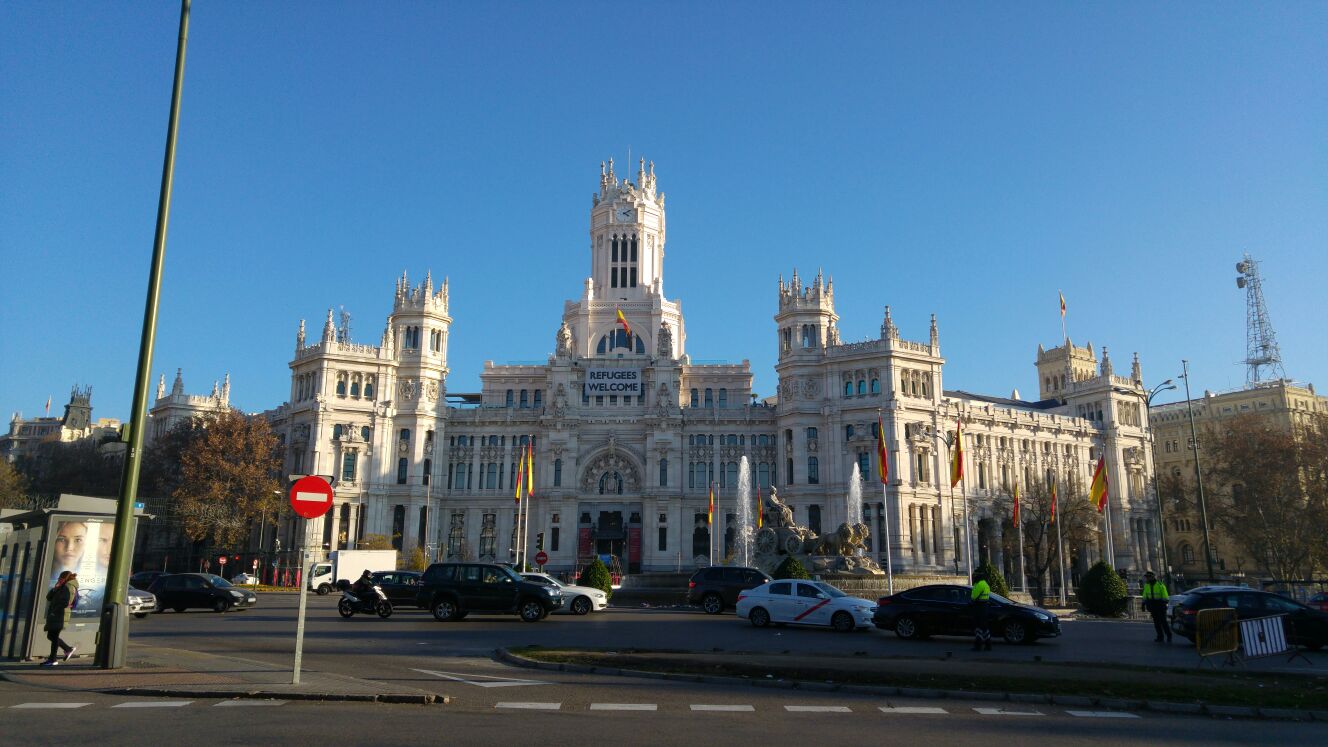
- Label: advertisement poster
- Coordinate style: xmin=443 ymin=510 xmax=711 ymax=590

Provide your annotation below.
xmin=47 ymin=516 xmax=116 ymax=620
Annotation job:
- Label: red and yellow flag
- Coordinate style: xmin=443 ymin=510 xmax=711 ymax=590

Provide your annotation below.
xmin=1050 ymin=480 xmax=1058 ymax=524
xmin=876 ymin=414 xmax=890 ymax=485
xmin=1090 ymin=456 xmax=1109 ymax=513
xmin=1059 ymin=290 xmax=1067 ymax=319
xmin=525 ymin=441 xmax=534 ymax=499
xmin=616 ymin=308 xmax=632 ymax=341
xmin=707 ymin=482 xmax=715 ymax=525
xmin=755 ymin=483 xmax=763 ymax=530
xmin=514 ymin=445 xmax=525 ymax=505
xmin=949 ymin=417 xmax=964 ymax=488
xmin=1012 ymin=482 xmax=1020 ymax=525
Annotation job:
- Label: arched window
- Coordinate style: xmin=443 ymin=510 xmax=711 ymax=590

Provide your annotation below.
xmin=487 ymin=463 xmax=498 ymax=489
xmin=520 ymin=389 xmax=529 ymax=408
xmin=718 ymin=389 xmax=728 ymax=408
xmin=423 ymin=458 xmax=432 ymax=486
xmin=807 ymin=457 xmax=819 ymax=484
xmin=659 ymin=458 xmax=668 ymax=487
xmin=1181 ymin=543 xmax=1195 ymax=563
xmin=690 ymin=389 xmax=699 ymax=407
xmin=360 ymin=426 xmax=370 ymax=441
xmin=704 ymin=389 xmax=714 ymax=408
xmin=726 ymin=462 xmax=738 ymax=490
xmin=397 ymin=458 xmax=408 ymax=484
xmin=598 ymin=471 xmax=623 ymax=495
xmin=364 ymin=379 xmax=375 ymax=399
xmin=336 ymin=379 xmax=346 ymax=396
xmin=857 ymin=452 xmax=870 ymax=479
xmin=350 ymin=380 xmax=360 ymax=397
xmin=505 ymin=390 xmax=514 ymax=407
xmin=870 ymin=378 xmax=880 ymax=394
xmin=533 ymin=390 xmax=542 ymax=408
xmin=342 ymin=452 xmax=356 ymax=482
xmin=453 ymin=463 xmax=467 ymax=490
xmin=553 ymin=458 xmax=563 ymax=487
xmin=399 ymin=428 xmax=411 ymax=443
xmin=333 ymin=424 xmax=344 ymax=440
xmin=857 ymin=379 xmax=866 ymax=395
xmin=844 ymin=381 xmax=853 ymax=397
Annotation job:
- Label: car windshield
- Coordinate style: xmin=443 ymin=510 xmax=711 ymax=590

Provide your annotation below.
xmin=524 ymin=574 xmax=560 ymax=587
xmin=207 ymin=575 xmax=233 ymax=589
xmin=500 ymin=567 xmax=523 ymax=583
xmin=812 ymin=583 xmax=847 ymax=598
xmin=990 ymin=593 xmax=1014 ymax=605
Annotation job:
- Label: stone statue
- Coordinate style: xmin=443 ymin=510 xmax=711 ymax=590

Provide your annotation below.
xmin=657 ymin=322 xmax=674 ymax=357
xmin=751 ymin=486 xmax=882 ymax=576
xmin=556 ymin=321 xmax=573 ymax=356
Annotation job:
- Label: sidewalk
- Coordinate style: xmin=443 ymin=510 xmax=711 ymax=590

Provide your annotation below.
xmin=0 ymin=643 xmax=445 ymax=704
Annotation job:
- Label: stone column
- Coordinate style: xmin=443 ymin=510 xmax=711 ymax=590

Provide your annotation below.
xmin=908 ymin=504 xmax=920 ymax=566
xmin=931 ymin=506 xmax=944 ymax=570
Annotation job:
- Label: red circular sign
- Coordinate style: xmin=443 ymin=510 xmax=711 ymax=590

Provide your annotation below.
xmin=218 ymin=556 xmax=227 ymax=566
xmin=534 ymin=551 xmax=548 ymax=566
xmin=289 ymin=475 xmax=335 ymax=519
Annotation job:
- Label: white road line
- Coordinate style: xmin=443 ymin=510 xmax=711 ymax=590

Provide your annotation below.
xmin=1067 ymin=710 xmax=1142 ymax=719
xmin=10 ymin=703 xmax=92 ymax=709
xmin=496 ymin=702 xmax=562 ymax=710
xmin=690 ymin=704 xmax=756 ymax=712
xmin=214 ymin=700 xmax=287 ymax=707
xmin=880 ymin=706 xmax=949 ymax=714
xmin=784 ymin=705 xmax=852 ymax=713
xmin=412 ymin=668 xmax=550 ymax=688
xmin=112 ymin=701 xmax=193 ymax=708
xmin=973 ymin=707 xmax=1043 ymax=716
xmin=590 ymin=703 xmax=658 ymax=711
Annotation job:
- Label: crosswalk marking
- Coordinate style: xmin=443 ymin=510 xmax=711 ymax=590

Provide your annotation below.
xmin=1066 ymin=710 xmax=1141 ymax=719
xmin=112 ymin=701 xmax=193 ymax=708
xmin=590 ymin=703 xmax=658 ymax=711
xmin=10 ymin=703 xmax=92 ymax=709
xmin=973 ymin=707 xmax=1043 ymax=716
xmin=412 ymin=668 xmax=549 ymax=688
xmin=496 ymin=702 xmax=562 ymax=710
xmin=690 ymin=704 xmax=756 ymax=712
xmin=785 ymin=705 xmax=852 ymax=713
xmin=214 ymin=700 xmax=287 ymax=707
xmin=879 ymin=706 xmax=949 ymax=714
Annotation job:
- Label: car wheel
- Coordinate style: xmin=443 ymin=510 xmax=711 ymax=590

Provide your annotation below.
xmin=133 ymin=612 xmax=149 ymax=619
xmin=519 ymin=599 xmax=545 ymax=622
xmin=571 ymin=596 xmax=592 ymax=616
xmin=173 ymin=606 xmax=186 ymax=613
xmin=749 ymin=607 xmax=771 ymax=628
xmin=213 ymin=598 xmax=230 ymax=613
xmin=1002 ymin=619 xmax=1029 ymax=644
xmin=376 ymin=601 xmax=393 ymax=618
xmin=831 ymin=611 xmax=855 ymax=633
xmin=894 ymin=615 xmax=922 ymax=640
xmin=432 ymin=598 xmax=460 ymax=622
xmin=316 ymin=583 xmax=331 ymax=596
xmin=702 ymin=593 xmax=724 ymax=615
xmin=338 ymin=599 xmax=355 ymax=618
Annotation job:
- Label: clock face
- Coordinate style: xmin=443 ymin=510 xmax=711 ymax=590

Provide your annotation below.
xmin=616 ymin=207 xmax=634 ymax=223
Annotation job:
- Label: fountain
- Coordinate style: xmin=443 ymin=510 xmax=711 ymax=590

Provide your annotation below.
xmin=735 ymin=456 xmax=753 ymax=567
xmin=752 ymin=486 xmax=882 ymax=576
xmin=847 ymin=462 xmax=863 ymax=530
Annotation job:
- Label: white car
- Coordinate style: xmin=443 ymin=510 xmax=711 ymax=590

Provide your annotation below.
xmin=521 ymin=573 xmax=609 ymax=615
xmin=127 ymin=587 xmax=157 ymax=618
xmin=736 ymin=580 xmax=876 ymax=632
xmin=231 ymin=573 xmax=259 ymax=585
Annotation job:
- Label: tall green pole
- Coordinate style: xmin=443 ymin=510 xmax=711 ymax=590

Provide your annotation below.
xmin=96 ymin=0 xmax=190 ymax=669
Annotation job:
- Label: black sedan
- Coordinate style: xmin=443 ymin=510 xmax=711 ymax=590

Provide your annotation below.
xmin=148 ymin=573 xmax=258 ymax=613
xmin=873 ymin=584 xmax=1061 ymax=644
xmin=370 ymin=571 xmax=424 ymax=608
xmin=1170 ymin=589 xmax=1327 ymax=650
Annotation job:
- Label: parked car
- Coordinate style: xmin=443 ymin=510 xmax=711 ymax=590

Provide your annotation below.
xmin=148 ymin=573 xmax=258 ymax=613
xmin=873 ymin=584 xmax=1061 ymax=644
xmin=231 ymin=573 xmax=259 ymax=585
xmin=371 ymin=570 xmax=425 ymax=608
xmin=127 ymin=587 xmax=157 ymax=618
xmin=1166 ymin=584 xmax=1250 ymax=619
xmin=1170 ymin=589 xmax=1328 ymax=650
xmin=415 ymin=562 xmax=562 ymax=622
xmin=521 ymin=573 xmax=608 ymax=615
xmin=687 ymin=566 xmax=772 ymax=614
xmin=736 ymin=580 xmax=876 ymax=632
xmin=130 ymin=571 xmax=164 ymax=591
xmin=1307 ymin=592 xmax=1328 ymax=614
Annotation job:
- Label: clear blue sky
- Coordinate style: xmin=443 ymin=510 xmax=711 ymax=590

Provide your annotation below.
xmin=3 ymin=2 xmax=1326 ymax=422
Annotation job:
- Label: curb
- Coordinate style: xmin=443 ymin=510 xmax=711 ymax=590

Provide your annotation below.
xmin=99 ymin=687 xmax=444 ymax=704
xmin=494 ymin=648 xmax=1322 ymax=722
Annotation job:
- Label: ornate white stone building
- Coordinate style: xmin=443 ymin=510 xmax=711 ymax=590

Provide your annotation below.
xmin=267 ymin=160 xmax=1158 ymax=580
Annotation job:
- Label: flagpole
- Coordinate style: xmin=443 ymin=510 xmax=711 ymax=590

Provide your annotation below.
xmin=522 ymin=439 xmax=532 ymax=570
xmin=1016 ymin=486 xmax=1026 ymax=593
xmin=1053 ymin=482 xmax=1067 ymax=606
xmin=877 ymin=410 xmax=893 ymax=596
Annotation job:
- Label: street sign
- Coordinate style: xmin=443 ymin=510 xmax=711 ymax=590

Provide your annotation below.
xmin=252 ymin=559 xmax=259 ymax=570
xmin=534 ymin=551 xmax=548 ymax=566
xmin=289 ymin=475 xmax=334 ymax=519
xmin=219 ymin=556 xmax=227 ymax=566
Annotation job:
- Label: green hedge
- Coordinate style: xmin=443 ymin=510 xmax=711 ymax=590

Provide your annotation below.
xmin=1078 ymin=561 xmax=1128 ymax=616
xmin=577 ymin=557 xmax=613 ymax=600
xmin=974 ymin=561 xmax=1009 ymax=597
xmin=772 ymin=556 xmax=811 ymax=580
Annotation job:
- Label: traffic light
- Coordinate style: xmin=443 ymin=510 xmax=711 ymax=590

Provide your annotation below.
xmin=536 ymin=532 xmax=545 ymax=551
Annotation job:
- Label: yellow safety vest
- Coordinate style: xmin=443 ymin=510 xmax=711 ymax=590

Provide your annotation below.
xmin=971 ymin=580 xmax=990 ymax=602
xmin=1142 ymin=581 xmax=1168 ymax=600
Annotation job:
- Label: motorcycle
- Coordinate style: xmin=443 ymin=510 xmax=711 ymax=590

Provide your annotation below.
xmin=337 ymin=580 xmax=393 ymax=618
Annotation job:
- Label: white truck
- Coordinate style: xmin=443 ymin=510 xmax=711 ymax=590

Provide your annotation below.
xmin=307 ymin=549 xmax=399 ymax=595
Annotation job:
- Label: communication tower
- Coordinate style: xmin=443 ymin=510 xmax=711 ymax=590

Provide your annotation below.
xmin=1235 ymin=253 xmax=1285 ymax=386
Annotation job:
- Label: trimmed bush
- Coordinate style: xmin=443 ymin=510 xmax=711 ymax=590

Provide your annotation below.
xmin=577 ymin=557 xmax=613 ymax=600
xmin=974 ymin=561 xmax=1009 ymax=597
xmin=1078 ymin=561 xmax=1128 ymax=617
xmin=772 ymin=556 xmax=811 ymax=580
xmin=407 ymin=547 xmax=428 ymax=571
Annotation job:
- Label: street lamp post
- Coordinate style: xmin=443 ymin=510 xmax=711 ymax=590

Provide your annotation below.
xmin=1143 ymin=380 xmax=1177 ymax=582
xmin=1180 ymin=360 xmax=1217 ymax=581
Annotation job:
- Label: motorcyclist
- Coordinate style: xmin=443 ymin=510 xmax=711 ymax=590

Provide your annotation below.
xmin=350 ymin=570 xmax=376 ymax=609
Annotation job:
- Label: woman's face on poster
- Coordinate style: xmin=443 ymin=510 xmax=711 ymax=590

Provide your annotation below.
xmin=55 ymin=521 xmax=87 ymax=570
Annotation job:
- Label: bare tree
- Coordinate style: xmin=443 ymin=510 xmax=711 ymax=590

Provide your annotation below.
xmin=996 ymin=481 xmax=1099 ymax=601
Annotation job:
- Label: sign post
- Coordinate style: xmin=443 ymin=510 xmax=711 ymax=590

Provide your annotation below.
xmin=289 ymin=475 xmax=334 ymax=685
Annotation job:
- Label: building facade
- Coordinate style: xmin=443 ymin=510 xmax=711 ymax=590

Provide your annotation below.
xmin=2 ymin=386 xmax=120 ymax=464
xmin=269 ymin=161 xmax=1158 ymax=580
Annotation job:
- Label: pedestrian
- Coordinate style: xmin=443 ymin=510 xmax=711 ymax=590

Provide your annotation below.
xmin=970 ymin=570 xmax=992 ymax=651
xmin=42 ymin=571 xmax=78 ymax=666
xmin=1141 ymin=570 xmax=1172 ymax=643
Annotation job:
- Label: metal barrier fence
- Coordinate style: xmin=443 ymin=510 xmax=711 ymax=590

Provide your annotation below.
xmin=1195 ymin=607 xmax=1240 ymax=667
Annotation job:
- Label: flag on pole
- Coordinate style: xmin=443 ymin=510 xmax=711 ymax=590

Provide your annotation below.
xmin=525 ymin=441 xmax=534 ymax=499
xmin=755 ymin=483 xmax=763 ymax=530
xmin=949 ymin=417 xmax=964 ymax=488
xmin=616 ymin=308 xmax=633 ymax=342
xmin=875 ymin=413 xmax=890 ymax=485
xmin=44 ymin=396 xmax=51 ymax=416
xmin=1059 ymin=290 xmax=1066 ymax=318
xmin=514 ymin=444 xmax=525 ymax=504
xmin=1050 ymin=480 xmax=1058 ymax=524
xmin=707 ymin=482 xmax=714 ymax=525
xmin=1090 ymin=456 xmax=1109 ymax=512
xmin=1012 ymin=482 xmax=1020 ymax=525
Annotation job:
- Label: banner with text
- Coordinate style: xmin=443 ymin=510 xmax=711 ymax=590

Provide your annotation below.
xmin=584 ymin=368 xmax=642 ymax=397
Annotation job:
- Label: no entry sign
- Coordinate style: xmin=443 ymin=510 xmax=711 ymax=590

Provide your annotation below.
xmin=534 ymin=551 xmax=548 ymax=566
xmin=289 ymin=475 xmax=334 ymax=519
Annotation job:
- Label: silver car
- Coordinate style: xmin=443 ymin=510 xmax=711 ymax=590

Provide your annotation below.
xmin=128 ymin=587 xmax=157 ymax=618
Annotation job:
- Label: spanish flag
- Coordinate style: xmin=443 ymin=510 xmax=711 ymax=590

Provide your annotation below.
xmin=755 ymin=484 xmax=763 ymax=530
xmin=876 ymin=413 xmax=890 ymax=485
xmin=949 ymin=416 xmax=964 ymax=488
xmin=1012 ymin=482 xmax=1020 ymax=525
xmin=525 ymin=441 xmax=534 ymax=499
xmin=514 ymin=445 xmax=525 ymax=505
xmin=1059 ymin=290 xmax=1067 ymax=319
xmin=1050 ymin=480 xmax=1058 ymax=524
xmin=707 ymin=482 xmax=715 ymax=525
xmin=616 ymin=308 xmax=632 ymax=342
xmin=1090 ymin=456 xmax=1108 ymax=513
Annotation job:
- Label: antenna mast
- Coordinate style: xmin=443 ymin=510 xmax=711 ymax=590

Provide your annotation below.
xmin=338 ymin=306 xmax=352 ymax=344
xmin=1235 ymin=253 xmax=1285 ymax=386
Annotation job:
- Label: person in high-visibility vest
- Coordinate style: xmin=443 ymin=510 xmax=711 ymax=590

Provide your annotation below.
xmin=970 ymin=572 xmax=992 ymax=651
xmin=1141 ymin=570 xmax=1172 ymax=643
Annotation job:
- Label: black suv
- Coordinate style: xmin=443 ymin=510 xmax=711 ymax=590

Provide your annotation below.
xmin=148 ymin=573 xmax=258 ymax=613
xmin=370 ymin=570 xmax=424 ymax=608
xmin=1171 ymin=588 xmax=1328 ymax=650
xmin=688 ymin=566 xmax=771 ymax=614
xmin=416 ymin=562 xmax=562 ymax=622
